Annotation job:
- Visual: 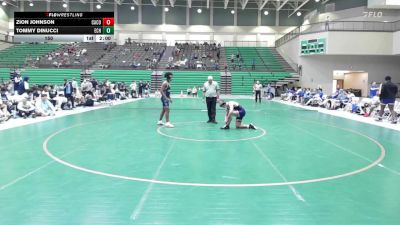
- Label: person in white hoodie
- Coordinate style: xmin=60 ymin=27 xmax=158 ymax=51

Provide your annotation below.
xmin=17 ymin=97 xmax=36 ymax=118
xmin=35 ymin=94 xmax=56 ymax=117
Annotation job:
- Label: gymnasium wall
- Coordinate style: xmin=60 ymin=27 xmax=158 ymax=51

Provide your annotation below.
xmin=277 ymin=35 xmax=400 ymax=94
xmin=303 ymin=6 xmax=400 ymax=28
xmin=5 ymin=0 xmax=299 ymax=46
xmin=394 ymin=31 xmax=400 ymax=55
xmin=0 ymin=6 xmax=9 ymax=35
xmin=115 ymin=24 xmax=293 ymax=46
xmin=327 ymin=32 xmax=393 ymax=55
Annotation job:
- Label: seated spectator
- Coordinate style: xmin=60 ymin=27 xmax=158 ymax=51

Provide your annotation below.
xmin=83 ymin=94 xmax=95 ymax=107
xmin=192 ymin=86 xmax=198 ymax=97
xmin=154 ymin=89 xmax=161 ymax=98
xmin=53 ymin=93 xmax=68 ymax=111
xmin=35 ymin=94 xmax=56 ymax=117
xmin=361 ymin=96 xmax=380 ymax=117
xmin=17 ymin=97 xmax=36 ymax=118
xmin=214 ymin=63 xmax=219 ymax=71
xmin=0 ymin=97 xmax=12 ymax=121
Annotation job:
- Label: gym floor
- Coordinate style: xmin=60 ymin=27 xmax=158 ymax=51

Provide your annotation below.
xmin=1 ymin=98 xmax=399 ymax=225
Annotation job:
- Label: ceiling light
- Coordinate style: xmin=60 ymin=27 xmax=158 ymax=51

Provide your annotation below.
xmin=131 ymin=6 xmax=135 ymax=10
xmin=29 ymin=2 xmax=34 ymax=7
xmin=197 ymin=8 xmax=202 ymax=13
xmin=62 ymin=3 xmax=67 ymax=8
xmin=96 ymin=4 xmax=101 ymax=9
xmin=231 ymin=10 xmax=235 ymax=14
xmin=164 ymin=7 xmax=169 ymax=12
xmin=315 ymin=0 xmax=320 ymax=2
xmin=264 ymin=10 xmax=269 ymax=15
xmin=297 ymin=11 xmax=302 ymax=16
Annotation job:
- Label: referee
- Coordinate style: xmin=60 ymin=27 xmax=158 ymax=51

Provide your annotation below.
xmin=253 ymin=80 xmax=262 ymax=103
xmin=203 ymin=76 xmax=220 ymax=124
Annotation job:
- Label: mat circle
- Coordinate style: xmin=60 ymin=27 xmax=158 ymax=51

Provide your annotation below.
xmin=157 ymin=121 xmax=267 ymax=142
xmin=43 ymin=119 xmax=386 ymax=187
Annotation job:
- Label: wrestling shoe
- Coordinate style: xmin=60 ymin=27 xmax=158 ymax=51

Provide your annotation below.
xmin=165 ymin=122 xmax=175 ymax=128
xmin=220 ymin=125 xmax=230 ymax=130
xmin=157 ymin=120 xmax=164 ymax=125
xmin=249 ymin=123 xmax=257 ymax=130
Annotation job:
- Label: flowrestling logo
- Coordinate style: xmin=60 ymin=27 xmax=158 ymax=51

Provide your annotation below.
xmin=363 ymin=11 xmax=383 ymax=17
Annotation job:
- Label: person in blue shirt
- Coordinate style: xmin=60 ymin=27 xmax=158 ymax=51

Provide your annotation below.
xmin=64 ymin=78 xmax=74 ymax=108
xmin=369 ymin=82 xmax=379 ymax=97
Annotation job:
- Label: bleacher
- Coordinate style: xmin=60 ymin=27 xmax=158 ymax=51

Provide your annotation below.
xmin=21 ymin=69 xmax=81 ymax=85
xmin=0 ymin=68 xmax=9 ymax=83
xmin=0 ymin=68 xmax=80 ymax=85
xmin=93 ymin=42 xmax=166 ymax=70
xmin=224 ymin=47 xmax=285 ymax=71
xmin=166 ymin=43 xmax=221 ymax=70
xmin=164 ymin=71 xmax=220 ymax=94
xmin=0 ymin=43 xmax=60 ymax=68
xmin=91 ymin=70 xmax=152 ymax=83
xmin=38 ymin=43 xmax=115 ymax=69
xmin=231 ymin=71 xmax=290 ymax=94
xmin=256 ymin=48 xmax=284 ymax=71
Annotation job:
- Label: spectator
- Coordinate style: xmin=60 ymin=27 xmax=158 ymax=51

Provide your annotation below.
xmin=376 ymin=76 xmax=398 ymax=124
xmin=154 ymin=89 xmax=161 ymax=98
xmin=325 ymin=16 xmax=330 ymax=31
xmin=17 ymin=97 xmax=36 ymax=118
xmin=130 ymin=81 xmax=137 ymax=98
xmin=369 ymin=82 xmax=379 ymax=98
xmin=18 ymin=76 xmax=30 ymax=95
xmin=81 ymin=79 xmax=93 ymax=96
xmin=252 ymin=58 xmax=256 ymax=70
xmin=144 ymin=82 xmax=150 ymax=97
xmin=64 ymin=79 xmax=75 ymax=108
xmin=138 ymin=81 xmax=144 ymax=98
xmin=0 ymin=98 xmax=11 ymax=121
xmin=192 ymin=86 xmax=198 ymax=98
xmin=13 ymin=73 xmax=22 ymax=95
xmin=214 ymin=62 xmax=219 ymax=71
xmin=35 ymin=94 xmax=56 ymax=117
xmin=71 ymin=78 xmax=79 ymax=93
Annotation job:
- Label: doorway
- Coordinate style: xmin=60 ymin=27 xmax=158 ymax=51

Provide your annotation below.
xmin=333 ymin=70 xmax=368 ymax=97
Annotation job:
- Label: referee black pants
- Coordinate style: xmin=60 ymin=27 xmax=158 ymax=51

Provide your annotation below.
xmin=255 ymin=90 xmax=261 ymax=103
xmin=206 ymin=97 xmax=217 ymax=122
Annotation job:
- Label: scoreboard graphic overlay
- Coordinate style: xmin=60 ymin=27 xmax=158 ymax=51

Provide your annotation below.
xmin=14 ymin=12 xmax=114 ymax=42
